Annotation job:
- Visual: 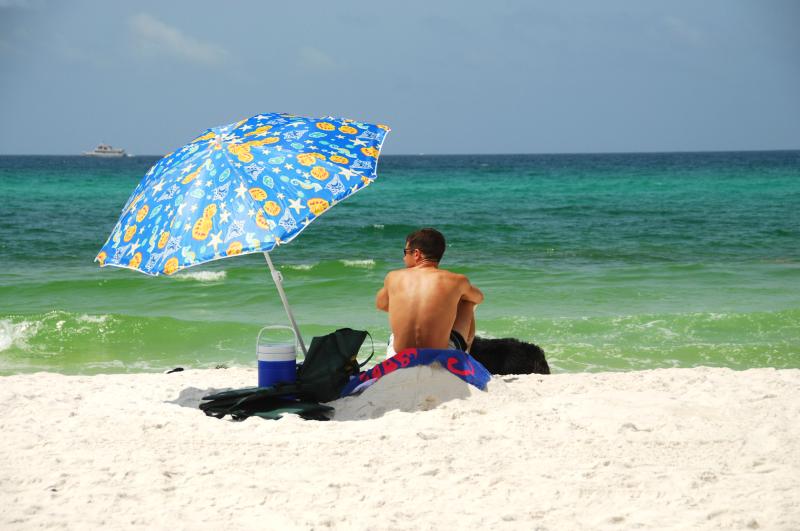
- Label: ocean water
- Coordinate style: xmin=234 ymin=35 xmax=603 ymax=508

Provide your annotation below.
xmin=1 ymin=152 xmax=798 ymax=375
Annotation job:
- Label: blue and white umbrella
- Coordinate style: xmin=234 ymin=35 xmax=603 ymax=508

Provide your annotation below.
xmin=97 ymin=112 xmax=390 ymax=352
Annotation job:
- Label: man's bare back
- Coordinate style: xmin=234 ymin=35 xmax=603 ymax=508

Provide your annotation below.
xmin=375 ymin=229 xmax=483 ymax=352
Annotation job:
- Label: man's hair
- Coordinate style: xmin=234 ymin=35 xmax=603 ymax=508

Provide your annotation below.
xmin=406 ymin=228 xmax=446 ymax=262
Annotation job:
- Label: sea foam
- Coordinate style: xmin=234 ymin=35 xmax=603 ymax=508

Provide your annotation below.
xmin=283 ymin=264 xmax=315 ymax=271
xmin=174 ymin=271 xmax=227 ymax=282
xmin=0 ymin=319 xmax=40 ymax=352
xmin=341 ymin=259 xmax=375 ymax=268
xmin=77 ymin=314 xmax=110 ymax=324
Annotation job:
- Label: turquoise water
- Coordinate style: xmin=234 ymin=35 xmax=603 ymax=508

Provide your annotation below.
xmin=1 ymin=152 xmax=798 ymax=374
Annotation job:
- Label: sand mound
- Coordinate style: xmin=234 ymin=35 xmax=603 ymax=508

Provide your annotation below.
xmin=331 ymin=362 xmax=485 ymax=420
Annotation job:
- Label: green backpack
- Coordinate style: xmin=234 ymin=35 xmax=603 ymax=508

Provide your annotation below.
xmin=199 ymin=328 xmax=373 ymax=420
xmin=297 ymin=327 xmax=373 ymax=402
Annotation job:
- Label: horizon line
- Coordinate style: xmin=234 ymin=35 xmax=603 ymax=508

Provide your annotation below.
xmin=1 ymin=147 xmax=799 ymax=158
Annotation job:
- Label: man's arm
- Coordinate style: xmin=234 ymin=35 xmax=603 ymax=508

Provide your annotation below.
xmin=375 ymin=274 xmax=390 ymax=312
xmin=460 ymin=276 xmax=484 ymax=305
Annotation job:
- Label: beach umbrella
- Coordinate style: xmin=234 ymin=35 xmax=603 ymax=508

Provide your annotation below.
xmin=96 ymin=112 xmax=390 ymax=354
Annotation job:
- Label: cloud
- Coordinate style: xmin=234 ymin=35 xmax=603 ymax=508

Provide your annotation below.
xmin=129 ymin=12 xmax=228 ymax=67
xmin=297 ymin=46 xmax=338 ymax=72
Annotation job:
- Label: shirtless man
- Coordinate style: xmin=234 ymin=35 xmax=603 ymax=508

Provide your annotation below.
xmin=376 ymin=228 xmax=484 ymax=355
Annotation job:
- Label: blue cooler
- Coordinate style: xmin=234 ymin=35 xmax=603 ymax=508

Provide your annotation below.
xmin=257 ymin=326 xmax=298 ymax=388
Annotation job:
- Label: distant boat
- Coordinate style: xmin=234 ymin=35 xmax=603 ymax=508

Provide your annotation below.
xmin=82 ymin=144 xmax=130 ymax=157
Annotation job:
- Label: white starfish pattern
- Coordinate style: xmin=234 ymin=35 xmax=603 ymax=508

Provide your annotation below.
xmin=337 ymin=167 xmax=358 ymax=180
xmin=235 ymin=183 xmax=248 ymax=199
xmin=209 ymin=231 xmax=223 ymax=248
xmin=288 ymin=197 xmax=305 ymax=214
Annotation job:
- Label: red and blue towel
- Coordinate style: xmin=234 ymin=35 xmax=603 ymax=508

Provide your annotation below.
xmin=340 ymin=348 xmax=492 ymax=397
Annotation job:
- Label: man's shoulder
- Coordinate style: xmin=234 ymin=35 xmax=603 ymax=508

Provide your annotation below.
xmin=384 ymin=268 xmax=406 ymax=282
xmin=386 ymin=267 xmax=468 ymax=284
xmin=436 ymin=268 xmax=468 ymax=282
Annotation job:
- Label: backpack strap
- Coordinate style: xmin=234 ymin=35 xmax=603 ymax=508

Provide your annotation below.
xmin=358 ymin=331 xmax=375 ymax=368
xmin=334 ymin=328 xmax=361 ymax=373
xmin=332 ymin=329 xmax=374 ymax=369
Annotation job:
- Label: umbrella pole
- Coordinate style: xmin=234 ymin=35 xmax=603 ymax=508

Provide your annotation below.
xmin=263 ymin=252 xmax=308 ymax=356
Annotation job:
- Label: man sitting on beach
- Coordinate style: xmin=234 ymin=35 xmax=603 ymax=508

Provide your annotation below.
xmin=376 ymin=228 xmax=484 ymax=356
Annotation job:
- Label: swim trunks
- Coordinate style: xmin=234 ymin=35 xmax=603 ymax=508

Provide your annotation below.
xmin=385 ymin=331 xmax=468 ymax=359
xmin=448 ymin=329 xmax=468 ymax=351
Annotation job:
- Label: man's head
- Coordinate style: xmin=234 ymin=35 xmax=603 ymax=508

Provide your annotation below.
xmin=404 ymin=228 xmax=445 ymax=267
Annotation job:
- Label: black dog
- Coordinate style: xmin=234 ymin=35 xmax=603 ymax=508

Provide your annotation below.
xmin=469 ymin=337 xmax=550 ymax=375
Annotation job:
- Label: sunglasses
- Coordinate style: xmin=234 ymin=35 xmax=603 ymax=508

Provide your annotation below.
xmin=403 ymin=248 xmax=415 ymax=256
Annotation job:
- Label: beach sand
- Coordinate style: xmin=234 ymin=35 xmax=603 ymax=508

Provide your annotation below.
xmin=1 ymin=366 xmax=798 ymax=530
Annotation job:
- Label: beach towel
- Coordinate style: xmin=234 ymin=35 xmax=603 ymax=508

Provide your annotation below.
xmin=340 ymin=348 xmax=492 ymax=397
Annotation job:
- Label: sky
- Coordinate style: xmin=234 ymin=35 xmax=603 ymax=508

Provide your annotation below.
xmin=0 ymin=0 xmax=798 ymax=155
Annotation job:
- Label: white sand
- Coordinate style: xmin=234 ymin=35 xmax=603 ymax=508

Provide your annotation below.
xmin=1 ymin=366 xmax=799 ymax=530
